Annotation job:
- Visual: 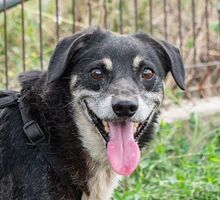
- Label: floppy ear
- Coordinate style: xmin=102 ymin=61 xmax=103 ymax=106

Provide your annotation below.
xmin=133 ymin=33 xmax=185 ymax=90
xmin=157 ymin=40 xmax=185 ymax=90
xmin=47 ymin=30 xmax=94 ymax=83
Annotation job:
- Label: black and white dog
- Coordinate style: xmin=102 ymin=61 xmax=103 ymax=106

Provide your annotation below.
xmin=0 ymin=27 xmax=184 ymax=200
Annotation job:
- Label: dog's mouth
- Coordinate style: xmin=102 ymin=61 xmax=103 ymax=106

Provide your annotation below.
xmin=84 ymin=101 xmax=152 ymax=176
xmin=85 ymin=102 xmax=149 ymax=143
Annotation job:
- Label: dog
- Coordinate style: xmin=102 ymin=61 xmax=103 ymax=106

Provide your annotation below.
xmin=0 ymin=27 xmax=184 ymax=200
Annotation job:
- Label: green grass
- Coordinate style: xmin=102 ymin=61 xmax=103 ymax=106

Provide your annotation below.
xmin=114 ymin=114 xmax=220 ymax=200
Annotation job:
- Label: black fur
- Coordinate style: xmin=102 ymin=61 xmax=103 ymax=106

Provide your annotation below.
xmin=0 ymin=76 xmax=91 ymax=199
xmin=0 ymin=27 xmax=184 ymax=199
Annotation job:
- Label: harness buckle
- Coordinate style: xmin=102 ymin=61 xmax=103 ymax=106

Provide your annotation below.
xmin=23 ymin=120 xmax=46 ymax=144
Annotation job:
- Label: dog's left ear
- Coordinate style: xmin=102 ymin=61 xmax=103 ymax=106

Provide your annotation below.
xmin=46 ymin=29 xmax=94 ymax=84
xmin=133 ymin=33 xmax=185 ymax=90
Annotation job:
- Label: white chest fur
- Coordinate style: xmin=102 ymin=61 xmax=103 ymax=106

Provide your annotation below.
xmin=81 ymin=167 xmax=120 ymax=200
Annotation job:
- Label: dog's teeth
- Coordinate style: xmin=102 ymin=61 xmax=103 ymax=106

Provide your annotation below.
xmin=103 ymin=121 xmax=108 ymax=127
xmin=105 ymin=125 xmax=109 ymax=133
xmin=135 ymin=123 xmax=139 ymax=127
xmin=103 ymin=121 xmax=109 ymax=133
xmin=133 ymin=123 xmax=139 ymax=132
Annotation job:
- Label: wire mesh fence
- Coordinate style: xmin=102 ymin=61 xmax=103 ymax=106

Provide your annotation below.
xmin=0 ymin=0 xmax=219 ymax=99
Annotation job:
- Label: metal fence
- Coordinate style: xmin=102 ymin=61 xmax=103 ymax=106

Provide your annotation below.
xmin=0 ymin=0 xmax=220 ymax=99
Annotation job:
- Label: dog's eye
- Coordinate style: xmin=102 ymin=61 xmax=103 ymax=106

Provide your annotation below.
xmin=142 ymin=68 xmax=154 ymax=80
xmin=90 ymin=68 xmax=103 ymax=80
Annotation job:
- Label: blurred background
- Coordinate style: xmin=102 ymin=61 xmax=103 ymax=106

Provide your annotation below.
xmin=0 ymin=0 xmax=220 ymax=199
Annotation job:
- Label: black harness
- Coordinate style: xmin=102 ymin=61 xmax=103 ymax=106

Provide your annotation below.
xmin=0 ymin=91 xmax=82 ymax=199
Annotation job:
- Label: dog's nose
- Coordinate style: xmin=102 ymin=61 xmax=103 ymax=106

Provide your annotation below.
xmin=112 ymin=98 xmax=138 ymax=118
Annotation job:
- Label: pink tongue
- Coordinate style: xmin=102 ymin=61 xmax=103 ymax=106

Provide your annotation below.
xmin=107 ymin=121 xmax=140 ymax=176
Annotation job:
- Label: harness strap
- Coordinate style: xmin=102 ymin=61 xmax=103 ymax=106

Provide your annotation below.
xmin=18 ymin=96 xmax=46 ymax=144
xmin=18 ymin=95 xmax=82 ymax=199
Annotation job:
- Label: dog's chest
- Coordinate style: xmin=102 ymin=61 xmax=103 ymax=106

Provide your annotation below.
xmin=82 ymin=167 xmax=120 ymax=200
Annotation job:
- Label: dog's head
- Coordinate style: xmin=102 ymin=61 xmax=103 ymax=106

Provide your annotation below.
xmin=46 ymin=27 xmax=185 ymax=176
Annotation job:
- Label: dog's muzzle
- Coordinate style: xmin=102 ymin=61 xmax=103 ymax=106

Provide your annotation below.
xmin=83 ymin=97 xmax=156 ymax=177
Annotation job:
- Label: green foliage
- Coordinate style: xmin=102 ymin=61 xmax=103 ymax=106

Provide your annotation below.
xmin=114 ymin=114 xmax=220 ymax=199
xmin=0 ymin=1 xmax=58 ymax=89
xmin=186 ymin=38 xmax=194 ymax=49
xmin=210 ymin=22 xmax=220 ymax=34
xmin=0 ymin=0 xmax=219 ymax=89
xmin=165 ymin=88 xmax=184 ymax=105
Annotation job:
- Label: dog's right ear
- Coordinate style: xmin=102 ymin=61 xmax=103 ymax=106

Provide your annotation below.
xmin=46 ymin=30 xmax=94 ymax=84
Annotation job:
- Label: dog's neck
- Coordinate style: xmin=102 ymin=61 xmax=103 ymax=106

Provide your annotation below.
xmin=74 ymin=105 xmax=121 ymax=199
